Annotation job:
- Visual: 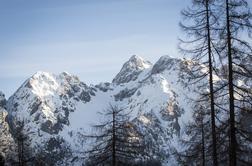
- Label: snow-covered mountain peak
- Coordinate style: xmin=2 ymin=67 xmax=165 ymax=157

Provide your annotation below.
xmin=27 ymin=71 xmax=59 ymax=97
xmin=112 ymin=55 xmax=152 ymax=84
xmin=127 ymin=55 xmax=152 ymax=69
xmin=22 ymin=71 xmax=84 ymax=99
xmin=152 ymin=55 xmax=182 ymax=74
xmin=7 ymin=71 xmax=97 ymax=136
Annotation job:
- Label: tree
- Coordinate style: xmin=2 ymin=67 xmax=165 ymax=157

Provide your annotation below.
xmin=179 ymin=0 xmax=220 ymax=165
xmin=34 ymin=136 xmax=72 ymax=166
xmin=85 ymin=104 xmax=148 ymax=166
xmin=216 ymin=0 xmax=252 ymax=165
xmin=0 ymin=154 xmax=5 ymax=166
xmin=176 ymin=102 xmax=216 ymax=166
xmin=13 ymin=121 xmax=34 ymax=166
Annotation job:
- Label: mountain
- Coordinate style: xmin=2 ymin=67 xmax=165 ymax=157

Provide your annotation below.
xmin=4 ymin=55 xmax=200 ymax=165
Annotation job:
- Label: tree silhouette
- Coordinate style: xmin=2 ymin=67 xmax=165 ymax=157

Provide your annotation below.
xmin=85 ymin=104 xmax=148 ymax=166
xmin=179 ymin=0 xmax=221 ymax=164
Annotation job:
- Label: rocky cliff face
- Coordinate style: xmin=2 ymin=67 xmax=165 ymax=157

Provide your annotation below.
xmin=5 ymin=55 xmax=201 ymax=165
xmin=7 ymin=71 xmax=97 ymax=134
xmin=0 ymin=92 xmax=15 ymax=163
xmin=112 ymin=55 xmax=152 ymax=84
xmin=0 ymin=92 xmax=6 ymax=109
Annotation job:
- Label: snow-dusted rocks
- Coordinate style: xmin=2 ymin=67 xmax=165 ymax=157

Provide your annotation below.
xmin=152 ymin=55 xmax=181 ymax=74
xmin=0 ymin=91 xmax=6 ymax=108
xmin=4 ymin=55 xmax=199 ymax=165
xmin=0 ymin=92 xmax=15 ymax=162
xmin=112 ymin=55 xmax=152 ymax=84
xmin=7 ymin=71 xmax=96 ymax=136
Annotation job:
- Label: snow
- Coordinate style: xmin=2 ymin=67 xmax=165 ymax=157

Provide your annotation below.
xmin=129 ymin=55 xmax=152 ymax=69
xmin=6 ymin=55 xmax=205 ymax=165
xmin=138 ymin=115 xmax=151 ymax=124
xmin=30 ymin=71 xmax=59 ymax=97
xmin=67 ymin=91 xmax=113 ymax=131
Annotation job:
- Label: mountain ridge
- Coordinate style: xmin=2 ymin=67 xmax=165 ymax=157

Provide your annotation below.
xmin=1 ymin=55 xmax=198 ymax=165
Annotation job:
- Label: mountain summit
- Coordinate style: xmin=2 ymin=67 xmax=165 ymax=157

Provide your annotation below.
xmin=112 ymin=55 xmax=152 ymax=84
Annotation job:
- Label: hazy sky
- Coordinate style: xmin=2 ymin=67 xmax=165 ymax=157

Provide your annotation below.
xmin=0 ymin=0 xmax=189 ymax=98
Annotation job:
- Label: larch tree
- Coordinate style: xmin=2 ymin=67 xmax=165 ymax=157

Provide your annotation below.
xmin=85 ymin=104 xmax=148 ymax=166
xmin=177 ymin=105 xmax=209 ymax=166
xmin=179 ymin=0 xmax=221 ymax=165
xmin=216 ymin=0 xmax=252 ymax=165
xmin=13 ymin=120 xmax=34 ymax=166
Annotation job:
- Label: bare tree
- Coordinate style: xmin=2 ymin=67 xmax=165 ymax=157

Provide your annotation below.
xmin=216 ymin=0 xmax=252 ymax=165
xmin=177 ymin=107 xmax=207 ymax=166
xmin=34 ymin=136 xmax=72 ymax=166
xmin=13 ymin=121 xmax=34 ymax=166
xmin=85 ymin=104 xmax=148 ymax=166
xmin=179 ymin=0 xmax=221 ymax=165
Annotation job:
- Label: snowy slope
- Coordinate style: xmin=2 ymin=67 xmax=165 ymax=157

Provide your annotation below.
xmin=6 ymin=55 xmax=200 ymax=165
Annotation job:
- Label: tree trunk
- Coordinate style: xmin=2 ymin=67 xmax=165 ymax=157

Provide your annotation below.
xmin=112 ymin=109 xmax=116 ymax=166
xmin=201 ymin=117 xmax=205 ymax=166
xmin=206 ymin=0 xmax=218 ymax=165
xmin=225 ymin=0 xmax=237 ymax=165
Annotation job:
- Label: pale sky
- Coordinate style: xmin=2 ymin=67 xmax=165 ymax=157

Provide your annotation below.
xmin=0 ymin=0 xmax=189 ymax=98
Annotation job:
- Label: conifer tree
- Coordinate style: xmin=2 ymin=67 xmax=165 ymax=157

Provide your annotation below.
xmin=13 ymin=121 xmax=34 ymax=166
xmin=85 ymin=104 xmax=148 ymax=166
xmin=179 ymin=0 xmax=220 ymax=164
xmin=216 ymin=0 xmax=252 ymax=165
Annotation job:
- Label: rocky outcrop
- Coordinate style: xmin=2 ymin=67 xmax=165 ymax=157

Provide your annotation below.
xmin=7 ymin=71 xmax=97 ymax=136
xmin=112 ymin=55 xmax=152 ymax=84
xmin=0 ymin=92 xmax=15 ymax=163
